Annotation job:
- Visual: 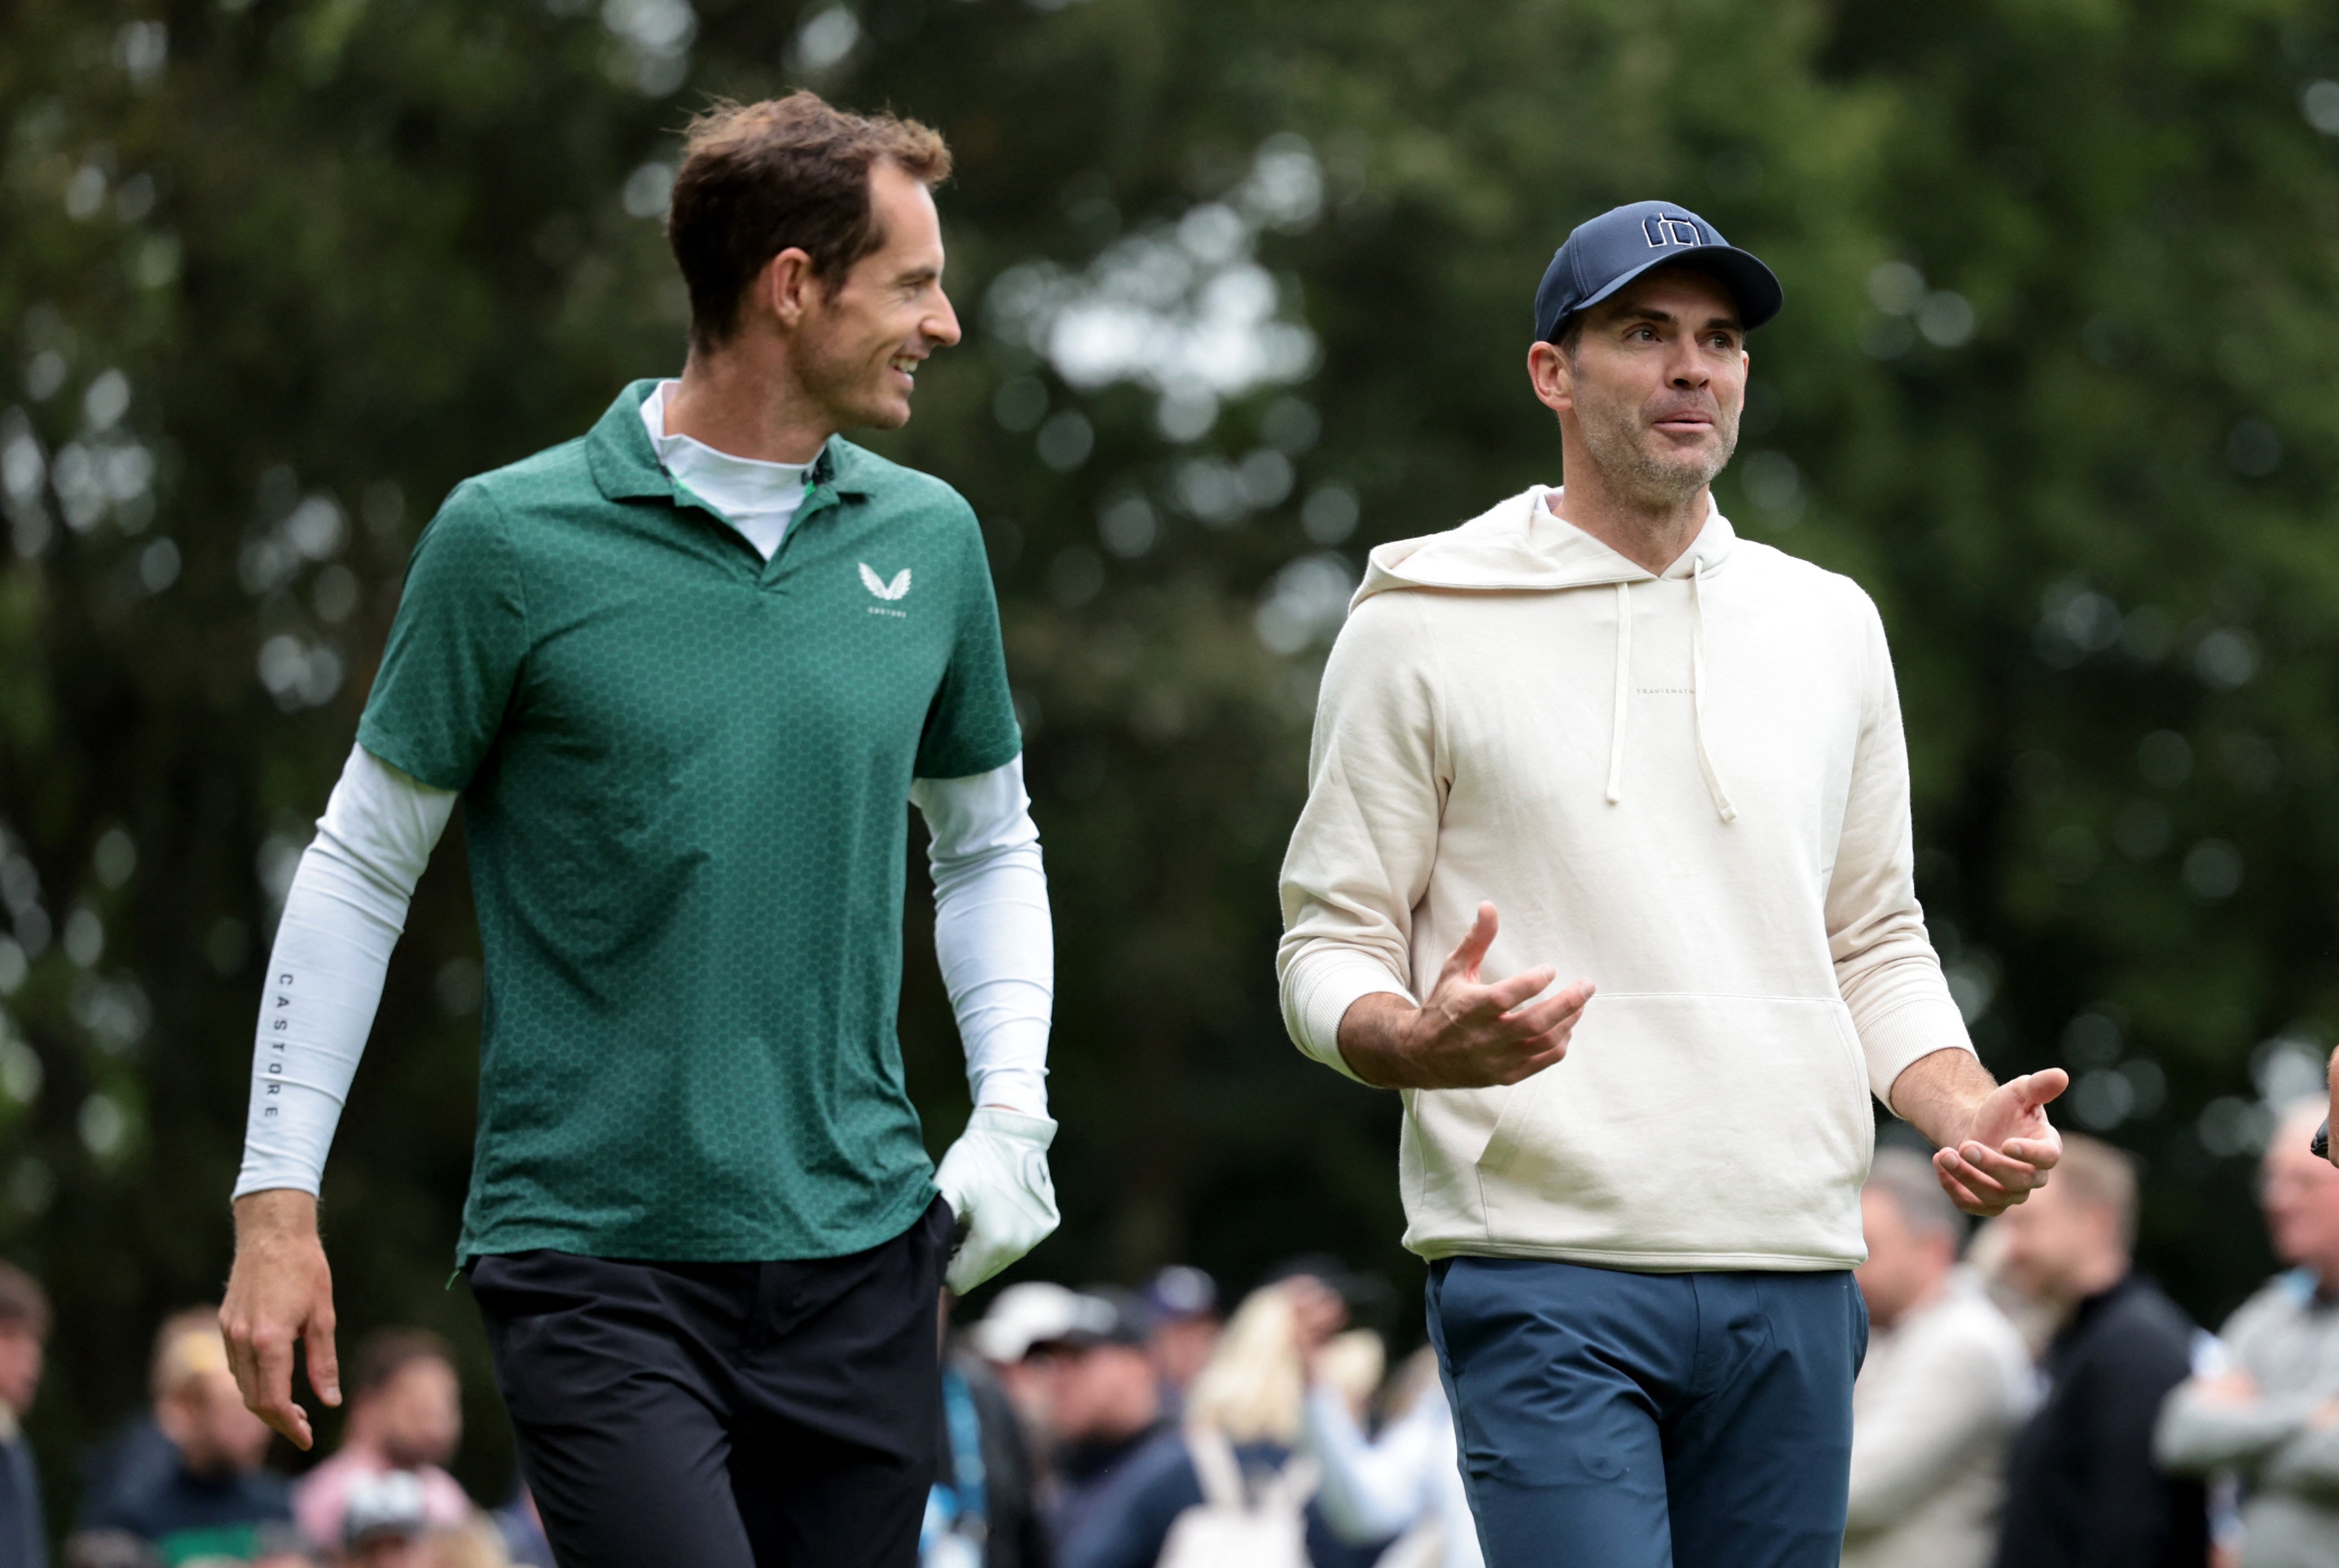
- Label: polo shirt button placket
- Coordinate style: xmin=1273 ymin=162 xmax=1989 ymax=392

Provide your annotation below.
xmin=762 ymin=486 xmax=835 ymax=591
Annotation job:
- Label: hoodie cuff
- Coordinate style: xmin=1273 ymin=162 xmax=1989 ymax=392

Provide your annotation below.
xmin=1287 ymin=955 xmax=1414 ymax=1084
xmin=1861 ymin=994 xmax=1977 ymax=1115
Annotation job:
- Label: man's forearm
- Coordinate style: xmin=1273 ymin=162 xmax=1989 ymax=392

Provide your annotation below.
xmin=913 ymin=761 xmax=1053 ymax=1118
xmin=1887 ymin=1046 xmax=1995 ymax=1147
xmin=235 ymin=746 xmax=451 ymax=1200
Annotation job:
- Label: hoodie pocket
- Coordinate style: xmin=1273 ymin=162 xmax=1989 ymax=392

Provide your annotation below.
xmin=1472 ymin=993 xmax=1872 ymax=1264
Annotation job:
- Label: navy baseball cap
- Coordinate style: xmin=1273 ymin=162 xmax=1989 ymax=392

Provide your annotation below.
xmin=1533 ymin=201 xmax=1783 ymax=343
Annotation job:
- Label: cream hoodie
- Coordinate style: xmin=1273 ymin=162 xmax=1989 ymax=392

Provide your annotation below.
xmin=1276 ymin=486 xmax=1971 ymax=1270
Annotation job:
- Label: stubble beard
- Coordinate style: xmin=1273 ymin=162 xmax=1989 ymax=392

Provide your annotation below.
xmin=796 ymin=309 xmax=907 ymax=432
xmin=1575 ymin=382 xmax=1739 ymax=513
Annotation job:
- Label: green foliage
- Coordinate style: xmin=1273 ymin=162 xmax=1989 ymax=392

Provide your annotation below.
xmin=3 ymin=0 xmax=2337 ymax=1522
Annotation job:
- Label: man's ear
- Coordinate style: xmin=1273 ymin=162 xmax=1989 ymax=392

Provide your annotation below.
xmin=755 ymin=247 xmax=820 ymax=332
xmin=1528 ymin=340 xmax=1573 ymax=417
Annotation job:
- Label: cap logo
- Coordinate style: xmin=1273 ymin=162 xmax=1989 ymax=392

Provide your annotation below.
xmin=1643 ymin=214 xmax=1703 ymax=248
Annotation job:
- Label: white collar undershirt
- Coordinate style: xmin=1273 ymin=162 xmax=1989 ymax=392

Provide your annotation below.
xmin=640 ymin=379 xmax=812 ymax=562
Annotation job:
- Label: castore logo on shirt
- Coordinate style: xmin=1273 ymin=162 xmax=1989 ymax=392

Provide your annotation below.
xmin=860 ymin=562 xmax=912 ymax=600
xmin=860 ymin=562 xmax=912 ymax=618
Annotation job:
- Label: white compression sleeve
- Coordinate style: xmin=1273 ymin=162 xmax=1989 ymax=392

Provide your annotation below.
xmin=910 ymin=758 xmax=1053 ymax=1118
xmin=232 ymin=744 xmax=455 ymax=1199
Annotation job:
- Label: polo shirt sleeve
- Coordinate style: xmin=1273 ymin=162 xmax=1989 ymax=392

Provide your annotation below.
xmin=355 ymin=479 xmax=529 ymax=792
xmin=913 ymin=509 xmax=1021 ymax=779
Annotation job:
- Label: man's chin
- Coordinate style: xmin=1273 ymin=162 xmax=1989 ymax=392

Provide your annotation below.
xmin=839 ymin=393 xmax=913 ymax=432
xmin=1643 ymin=443 xmax=1729 ymax=495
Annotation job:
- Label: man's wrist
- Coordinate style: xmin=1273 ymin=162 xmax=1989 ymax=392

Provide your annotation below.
xmin=1888 ymin=1046 xmax=1994 ymax=1147
xmin=962 ymin=1105 xmax=1056 ymax=1147
xmin=1294 ymin=963 xmax=1410 ymax=1082
xmin=1335 ymin=993 xmax=1422 ymax=1090
xmin=232 ymin=1188 xmax=320 ymax=1246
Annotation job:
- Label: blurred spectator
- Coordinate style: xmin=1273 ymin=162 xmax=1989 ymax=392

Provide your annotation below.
xmin=1139 ymin=1269 xmax=1220 ymax=1403
xmin=926 ymin=1329 xmax=1050 ymax=1568
xmin=0 ymin=1262 xmax=49 ymax=1568
xmin=1022 ymin=1292 xmax=1168 ymax=1553
xmin=1301 ymin=1318 xmax=1478 ymax=1568
xmin=83 ymin=1307 xmax=292 ymax=1560
xmin=292 ymin=1330 xmax=471 ymax=1551
xmin=1842 ymin=1149 xmax=2033 ymax=1568
xmin=341 ymin=1471 xmax=428 ymax=1568
xmin=1054 ymin=1276 xmax=1384 ymax=1568
xmin=74 ymin=1422 xmax=175 ymax=1553
xmin=1964 ymin=1213 xmax=2067 ymax=1359
xmin=2157 ymin=1100 xmax=2339 ymax=1566
xmin=1992 ymin=1135 xmax=2208 ymax=1568
xmin=973 ymin=1283 xmax=1106 ymax=1451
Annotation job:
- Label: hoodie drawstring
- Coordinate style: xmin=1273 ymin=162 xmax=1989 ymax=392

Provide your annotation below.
xmin=1690 ymin=561 xmax=1738 ymax=822
xmin=1603 ymin=569 xmax=1738 ymax=823
xmin=1604 ymin=582 xmax=1631 ymax=805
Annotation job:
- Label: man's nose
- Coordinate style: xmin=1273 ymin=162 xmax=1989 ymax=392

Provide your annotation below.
xmin=1667 ymin=346 xmax=1711 ymax=387
xmin=926 ymin=288 xmax=963 ymax=350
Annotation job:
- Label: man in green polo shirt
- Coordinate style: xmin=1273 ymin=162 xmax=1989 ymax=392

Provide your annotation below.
xmin=218 ymin=94 xmax=1060 ymax=1567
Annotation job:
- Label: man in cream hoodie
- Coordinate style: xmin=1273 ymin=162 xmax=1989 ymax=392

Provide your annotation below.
xmin=1276 ymin=201 xmax=2070 ymax=1566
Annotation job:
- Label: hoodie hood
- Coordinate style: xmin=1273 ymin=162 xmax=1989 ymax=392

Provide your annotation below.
xmin=1352 ymin=485 xmax=1743 ymax=822
xmin=1352 ymin=486 xmax=1736 ymax=609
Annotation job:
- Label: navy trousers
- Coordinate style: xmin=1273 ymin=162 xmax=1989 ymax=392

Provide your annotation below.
xmin=1426 ymin=1256 xmax=1867 ymax=1568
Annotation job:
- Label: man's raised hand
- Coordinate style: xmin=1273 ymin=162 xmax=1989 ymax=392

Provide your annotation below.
xmin=219 ymin=1190 xmax=341 ymax=1450
xmin=1933 ymin=1068 xmax=2069 ymax=1218
xmin=1336 ymin=902 xmax=1594 ymax=1090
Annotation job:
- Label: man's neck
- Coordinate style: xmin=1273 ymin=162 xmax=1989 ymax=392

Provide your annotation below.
xmin=1550 ymin=451 xmax=1711 ymax=575
xmin=662 ymin=343 xmax=836 ymax=466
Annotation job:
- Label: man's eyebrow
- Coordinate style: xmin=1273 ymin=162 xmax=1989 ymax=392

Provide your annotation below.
xmin=1607 ymin=304 xmax=1744 ymax=333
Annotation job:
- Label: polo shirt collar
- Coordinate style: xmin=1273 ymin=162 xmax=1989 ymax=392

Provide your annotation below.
xmin=585 ymin=379 xmax=873 ymax=503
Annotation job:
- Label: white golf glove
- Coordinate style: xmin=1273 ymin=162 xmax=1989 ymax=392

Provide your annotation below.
xmin=933 ymin=1107 xmax=1060 ymax=1295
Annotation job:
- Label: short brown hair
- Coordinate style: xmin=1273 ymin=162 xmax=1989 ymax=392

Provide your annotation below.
xmin=0 ymin=1263 xmax=47 ymax=1340
xmin=2052 ymin=1134 xmax=2141 ymax=1250
xmin=349 ymin=1326 xmax=454 ymax=1401
xmin=668 ymin=92 xmax=952 ymax=351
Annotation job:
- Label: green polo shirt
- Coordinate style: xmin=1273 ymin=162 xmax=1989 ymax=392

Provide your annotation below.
xmin=358 ymin=381 xmax=1022 ymax=1263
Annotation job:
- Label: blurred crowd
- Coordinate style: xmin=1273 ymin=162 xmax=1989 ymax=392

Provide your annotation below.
xmin=0 ymin=1100 xmax=2331 ymax=1568
xmin=923 ymin=1102 xmax=2339 ymax=1568
xmin=0 ymin=1298 xmax=552 ymax=1568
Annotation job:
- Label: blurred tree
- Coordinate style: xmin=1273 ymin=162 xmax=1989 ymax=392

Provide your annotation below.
xmin=2 ymin=0 xmax=2337 ymax=1536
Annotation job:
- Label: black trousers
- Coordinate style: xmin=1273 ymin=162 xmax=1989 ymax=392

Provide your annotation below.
xmin=469 ymin=1198 xmax=951 ymax=1568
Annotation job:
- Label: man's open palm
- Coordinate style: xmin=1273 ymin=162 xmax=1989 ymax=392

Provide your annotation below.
xmin=1933 ymin=1068 xmax=2068 ymax=1217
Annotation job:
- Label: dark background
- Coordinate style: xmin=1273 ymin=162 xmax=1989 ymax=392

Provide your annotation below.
xmin=6 ymin=0 xmax=2339 ymax=1526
